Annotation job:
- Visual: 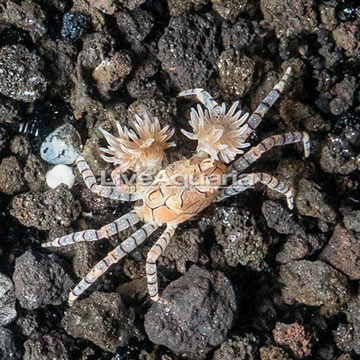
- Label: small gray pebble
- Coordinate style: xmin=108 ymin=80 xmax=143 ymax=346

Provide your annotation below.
xmin=13 ymin=251 xmax=74 ymax=310
xmin=0 ymin=327 xmax=22 ymax=359
xmin=0 ymin=273 xmax=17 ymax=326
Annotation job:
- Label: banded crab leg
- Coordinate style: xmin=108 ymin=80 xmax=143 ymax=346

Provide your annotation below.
xmin=227 ymin=131 xmax=310 ymax=175
xmin=217 ymin=173 xmax=294 ymax=209
xmin=178 ymin=67 xmax=292 ymax=128
xmin=42 ymin=212 xmax=140 ymax=248
xmin=242 ymin=67 xmax=292 ymax=140
xmin=69 ymin=222 xmax=159 ymax=305
xmin=178 ymin=88 xmax=223 ymax=118
xmin=146 ymin=225 xmax=177 ymax=304
xmin=76 ymin=155 xmax=142 ymax=201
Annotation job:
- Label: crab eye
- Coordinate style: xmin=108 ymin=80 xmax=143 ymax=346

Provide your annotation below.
xmin=174 ymin=175 xmax=184 ymax=184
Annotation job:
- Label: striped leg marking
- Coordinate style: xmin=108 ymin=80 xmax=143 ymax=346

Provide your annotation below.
xmin=242 ymin=67 xmax=292 ymax=140
xmin=42 ymin=212 xmax=140 ymax=248
xmin=76 ymin=156 xmax=142 ymax=201
xmin=228 ymin=131 xmax=310 ymax=175
xmin=68 ymin=222 xmax=158 ymax=305
xmin=146 ymin=225 xmax=177 ymax=304
xmin=178 ymin=88 xmax=222 ymax=117
xmin=218 ymin=172 xmax=294 ymax=209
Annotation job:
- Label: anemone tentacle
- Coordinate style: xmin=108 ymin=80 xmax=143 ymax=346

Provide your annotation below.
xmin=181 ymin=101 xmax=250 ymax=163
xmin=100 ymin=112 xmax=175 ymax=175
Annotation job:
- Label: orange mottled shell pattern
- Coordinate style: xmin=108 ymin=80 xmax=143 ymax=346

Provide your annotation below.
xmin=142 ymin=156 xmax=226 ymax=225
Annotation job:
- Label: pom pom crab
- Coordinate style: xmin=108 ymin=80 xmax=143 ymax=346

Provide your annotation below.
xmin=43 ymin=67 xmax=310 ymax=305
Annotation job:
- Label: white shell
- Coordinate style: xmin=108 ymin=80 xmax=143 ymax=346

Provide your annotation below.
xmin=40 ymin=123 xmax=82 ymax=164
xmin=46 ymin=164 xmax=76 ymax=189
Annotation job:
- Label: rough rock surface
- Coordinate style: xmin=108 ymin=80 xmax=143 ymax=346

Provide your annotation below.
xmin=126 ymin=55 xmax=159 ymax=98
xmin=62 ymin=291 xmax=139 ymax=352
xmin=23 ymin=333 xmax=72 ymax=360
xmin=0 ymin=45 xmax=47 ymax=102
xmin=334 ymin=294 xmax=360 ymax=354
xmin=0 ymin=327 xmax=22 ymax=359
xmin=0 ymin=273 xmax=17 ymax=326
xmin=24 ymin=154 xmax=46 ymax=192
xmin=117 ymin=0 xmax=146 ymax=10
xmin=37 ymin=39 xmax=76 ymax=99
xmin=276 ymin=233 xmax=326 ymax=264
xmin=10 ymin=136 xmax=30 ymax=157
xmin=279 ymin=260 xmax=350 ymax=310
xmin=295 ymin=179 xmax=337 ymax=224
xmin=333 ymin=22 xmax=359 ymax=55
xmin=92 ymin=51 xmax=132 ymax=97
xmin=0 ymin=96 xmax=20 ymax=124
xmin=16 ymin=314 xmax=39 ymax=337
xmin=260 ymin=345 xmax=291 ymax=360
xmin=11 ymin=184 xmax=80 ymax=230
xmin=221 ymin=18 xmax=255 ymax=51
xmin=212 ymin=206 xmax=268 ymax=271
xmin=0 ymin=156 xmax=26 ymax=195
xmin=329 ymin=75 xmax=356 ymax=116
xmin=273 ymin=322 xmax=313 ymax=358
xmin=213 ymin=333 xmax=259 ymax=360
xmin=343 ymin=210 xmax=360 ymax=232
xmin=159 ymin=228 xmax=205 ymax=274
xmin=260 ymin=0 xmax=317 ymax=36
xmin=0 ymin=127 xmax=8 ymax=155
xmin=158 ymin=14 xmax=218 ymax=91
xmin=0 ymin=0 xmax=46 ymax=41
xmin=280 ymin=99 xmax=329 ymax=132
xmin=218 ymin=50 xmax=255 ymax=98
xmin=78 ymin=32 xmax=116 ymax=70
xmin=167 ymin=0 xmax=208 ymax=16
xmin=144 ymin=265 xmax=237 ymax=353
xmin=262 ymin=200 xmax=302 ymax=235
xmin=321 ymin=225 xmax=360 ymax=280
xmin=12 ymin=250 xmax=74 ymax=310
xmin=320 ymin=144 xmax=358 ymax=175
xmin=212 ymin=0 xmax=256 ymax=20
xmin=115 ymin=9 xmax=154 ymax=49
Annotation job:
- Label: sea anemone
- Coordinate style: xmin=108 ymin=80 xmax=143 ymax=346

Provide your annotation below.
xmin=99 ymin=112 xmax=175 ymax=175
xmin=181 ymin=101 xmax=250 ymax=163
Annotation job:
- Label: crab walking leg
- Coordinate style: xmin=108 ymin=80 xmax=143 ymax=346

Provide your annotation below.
xmin=227 ymin=131 xmax=310 ymax=175
xmin=146 ymin=225 xmax=177 ymax=303
xmin=218 ymin=173 xmax=294 ymax=209
xmin=178 ymin=88 xmax=222 ymax=117
xmin=42 ymin=212 xmax=140 ymax=248
xmin=242 ymin=67 xmax=292 ymax=140
xmin=76 ymin=156 xmax=142 ymax=201
xmin=68 ymin=222 xmax=158 ymax=305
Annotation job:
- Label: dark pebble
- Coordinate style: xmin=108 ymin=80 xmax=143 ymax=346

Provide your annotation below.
xmin=10 ymin=184 xmax=80 ymax=231
xmin=144 ymin=265 xmax=237 ymax=354
xmin=12 ymin=250 xmax=74 ymax=310
xmin=321 ymin=224 xmax=360 ymax=280
xmin=62 ymin=291 xmax=140 ymax=353
xmin=0 ymin=45 xmax=47 ymax=102
xmin=279 ymin=260 xmax=350 ymax=311
xmin=0 ymin=327 xmax=22 ymax=359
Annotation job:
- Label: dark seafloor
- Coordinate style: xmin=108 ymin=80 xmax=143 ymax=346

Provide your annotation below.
xmin=1 ymin=0 xmax=360 ymax=359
